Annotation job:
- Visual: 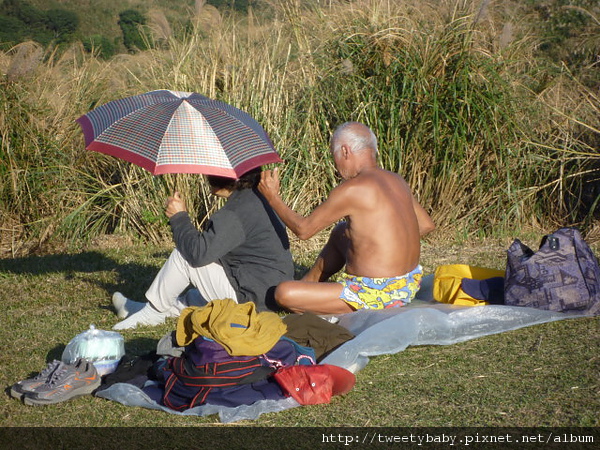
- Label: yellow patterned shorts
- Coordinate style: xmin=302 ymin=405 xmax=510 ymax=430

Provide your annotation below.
xmin=338 ymin=265 xmax=423 ymax=310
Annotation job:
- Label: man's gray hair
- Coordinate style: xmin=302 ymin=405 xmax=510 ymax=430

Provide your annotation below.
xmin=331 ymin=122 xmax=378 ymax=156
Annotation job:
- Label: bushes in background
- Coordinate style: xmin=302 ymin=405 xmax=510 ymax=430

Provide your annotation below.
xmin=1 ymin=0 xmax=598 ymax=255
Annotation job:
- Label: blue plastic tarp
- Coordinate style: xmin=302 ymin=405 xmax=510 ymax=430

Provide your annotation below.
xmin=96 ymin=275 xmax=589 ymax=423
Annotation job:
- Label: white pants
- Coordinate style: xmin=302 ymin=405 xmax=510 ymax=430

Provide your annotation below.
xmin=145 ymin=249 xmax=237 ymax=313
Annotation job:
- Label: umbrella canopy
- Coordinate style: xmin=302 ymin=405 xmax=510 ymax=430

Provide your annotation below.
xmin=76 ymin=90 xmax=282 ymax=178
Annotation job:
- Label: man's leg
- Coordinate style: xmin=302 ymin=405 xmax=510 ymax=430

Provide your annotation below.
xmin=280 ymin=222 xmax=352 ymax=314
xmin=275 ymin=280 xmax=353 ymax=314
xmin=302 ymin=222 xmax=349 ymax=282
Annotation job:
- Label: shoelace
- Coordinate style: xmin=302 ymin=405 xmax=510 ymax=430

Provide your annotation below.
xmin=32 ymin=360 xmax=61 ymax=381
xmin=44 ymin=364 xmax=70 ymax=388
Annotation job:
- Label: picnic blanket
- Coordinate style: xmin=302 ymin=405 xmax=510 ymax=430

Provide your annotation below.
xmin=96 ymin=275 xmax=589 ymax=423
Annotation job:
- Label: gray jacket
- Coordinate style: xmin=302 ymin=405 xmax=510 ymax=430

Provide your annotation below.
xmin=169 ymin=188 xmax=294 ymax=311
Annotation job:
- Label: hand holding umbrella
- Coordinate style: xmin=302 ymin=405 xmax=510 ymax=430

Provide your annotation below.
xmin=166 ymin=192 xmax=186 ymax=218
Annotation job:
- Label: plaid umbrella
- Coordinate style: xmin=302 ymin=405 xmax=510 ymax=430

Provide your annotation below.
xmin=76 ymin=90 xmax=282 ymax=177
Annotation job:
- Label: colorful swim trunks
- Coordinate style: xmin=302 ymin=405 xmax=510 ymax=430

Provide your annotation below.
xmin=338 ymin=265 xmax=423 ymax=310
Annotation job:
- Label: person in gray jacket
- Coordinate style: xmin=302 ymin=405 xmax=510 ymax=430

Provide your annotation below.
xmin=112 ymin=168 xmax=294 ymax=330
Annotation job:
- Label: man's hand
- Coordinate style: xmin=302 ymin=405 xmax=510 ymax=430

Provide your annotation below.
xmin=258 ymin=167 xmax=320 ymax=240
xmin=258 ymin=168 xmax=281 ymax=201
xmin=165 ymin=191 xmax=186 ymax=218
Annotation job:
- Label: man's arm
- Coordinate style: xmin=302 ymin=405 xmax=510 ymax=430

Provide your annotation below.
xmin=412 ymin=196 xmax=435 ymax=237
xmin=259 ymin=168 xmax=349 ymax=240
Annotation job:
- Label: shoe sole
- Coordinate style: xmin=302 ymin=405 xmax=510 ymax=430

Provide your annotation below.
xmin=22 ymin=380 xmax=100 ymax=406
xmin=9 ymin=386 xmax=26 ymax=400
xmin=10 ymin=382 xmax=43 ymax=400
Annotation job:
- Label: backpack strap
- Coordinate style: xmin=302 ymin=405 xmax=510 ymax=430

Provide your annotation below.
xmin=163 ymin=355 xmax=270 ymax=410
xmin=173 ymin=354 xmax=266 ymax=387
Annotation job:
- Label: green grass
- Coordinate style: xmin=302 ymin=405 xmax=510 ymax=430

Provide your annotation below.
xmin=1 ymin=238 xmax=598 ymax=428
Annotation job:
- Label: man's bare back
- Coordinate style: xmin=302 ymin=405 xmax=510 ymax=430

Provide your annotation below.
xmin=258 ymin=121 xmax=435 ymax=314
xmin=341 ymin=167 xmax=421 ymax=278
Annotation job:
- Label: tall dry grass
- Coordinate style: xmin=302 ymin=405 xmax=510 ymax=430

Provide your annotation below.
xmin=1 ymin=0 xmax=598 ymax=256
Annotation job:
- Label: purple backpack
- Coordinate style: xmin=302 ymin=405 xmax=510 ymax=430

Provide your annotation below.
xmin=504 ymin=227 xmax=600 ymax=315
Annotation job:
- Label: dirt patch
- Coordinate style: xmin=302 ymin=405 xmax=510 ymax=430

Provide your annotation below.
xmin=87 ymin=234 xmax=137 ymax=250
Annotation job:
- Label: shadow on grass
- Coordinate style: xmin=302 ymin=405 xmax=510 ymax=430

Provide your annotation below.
xmin=0 ymin=250 xmax=170 ymax=301
xmin=1 ymin=251 xmax=312 ymax=282
xmin=0 ymin=251 xmax=315 ymax=317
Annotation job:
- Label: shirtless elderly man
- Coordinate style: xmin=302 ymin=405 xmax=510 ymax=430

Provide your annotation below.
xmin=258 ymin=121 xmax=435 ymax=314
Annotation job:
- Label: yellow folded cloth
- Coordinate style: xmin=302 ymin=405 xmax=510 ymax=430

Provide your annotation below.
xmin=176 ymin=298 xmax=287 ymax=356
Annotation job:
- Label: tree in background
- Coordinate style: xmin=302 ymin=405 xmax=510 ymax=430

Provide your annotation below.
xmin=46 ymin=8 xmax=79 ymax=44
xmin=207 ymin=0 xmax=251 ymax=13
xmin=527 ymin=0 xmax=599 ymax=86
xmin=0 ymin=0 xmax=79 ymax=47
xmin=118 ymin=9 xmax=150 ymax=53
xmin=0 ymin=15 xmax=26 ymax=49
xmin=0 ymin=0 xmax=50 ymax=45
xmin=0 ymin=0 xmax=45 ymax=26
xmin=82 ymin=34 xmax=117 ymax=60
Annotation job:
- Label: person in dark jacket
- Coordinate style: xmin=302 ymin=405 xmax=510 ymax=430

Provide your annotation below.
xmin=112 ymin=168 xmax=294 ymax=330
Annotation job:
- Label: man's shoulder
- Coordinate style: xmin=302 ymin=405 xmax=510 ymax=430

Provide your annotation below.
xmin=347 ymin=168 xmax=403 ymax=190
xmin=341 ymin=169 xmax=411 ymax=213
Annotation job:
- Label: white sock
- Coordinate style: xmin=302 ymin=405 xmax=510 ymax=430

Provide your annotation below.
xmin=112 ymin=292 xmax=145 ymax=319
xmin=112 ymin=304 xmax=170 ymax=330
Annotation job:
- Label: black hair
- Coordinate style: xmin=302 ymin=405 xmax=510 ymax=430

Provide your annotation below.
xmin=206 ymin=167 xmax=261 ymax=191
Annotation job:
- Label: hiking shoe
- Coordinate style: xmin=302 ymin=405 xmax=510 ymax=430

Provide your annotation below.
xmin=10 ymin=360 xmax=64 ymax=399
xmin=23 ymin=358 xmax=100 ymax=406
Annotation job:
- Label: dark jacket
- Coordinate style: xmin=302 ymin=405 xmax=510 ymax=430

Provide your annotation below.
xmin=169 ymin=188 xmax=294 ymax=311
